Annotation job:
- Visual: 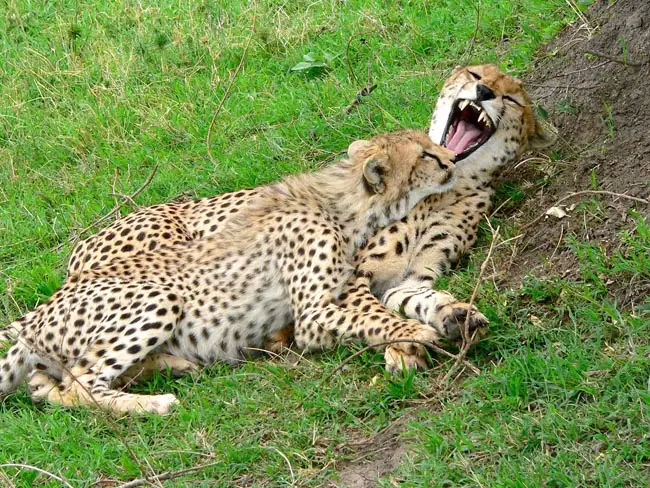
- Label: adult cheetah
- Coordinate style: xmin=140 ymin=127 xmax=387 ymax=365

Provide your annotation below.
xmin=0 ymin=131 xmax=457 ymax=414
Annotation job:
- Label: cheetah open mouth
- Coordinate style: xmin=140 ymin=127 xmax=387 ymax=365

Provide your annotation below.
xmin=443 ymin=99 xmax=494 ymax=161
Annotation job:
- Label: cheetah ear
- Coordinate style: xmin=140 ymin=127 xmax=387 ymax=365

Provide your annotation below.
xmin=362 ymin=156 xmax=389 ymax=194
xmin=529 ymin=118 xmax=557 ymax=149
xmin=347 ymin=139 xmax=372 ymax=158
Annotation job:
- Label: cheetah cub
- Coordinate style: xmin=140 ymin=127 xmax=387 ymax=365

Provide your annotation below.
xmin=0 ymin=130 xmax=455 ymax=415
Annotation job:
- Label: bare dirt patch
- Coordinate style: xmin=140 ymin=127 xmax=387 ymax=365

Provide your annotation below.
xmin=497 ymin=0 xmax=650 ymax=301
xmin=326 ymin=388 xmax=461 ymax=487
xmin=328 ymin=418 xmax=410 ymax=488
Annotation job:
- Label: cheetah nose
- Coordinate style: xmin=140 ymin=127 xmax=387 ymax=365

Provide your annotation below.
xmin=476 ymin=84 xmax=495 ymax=102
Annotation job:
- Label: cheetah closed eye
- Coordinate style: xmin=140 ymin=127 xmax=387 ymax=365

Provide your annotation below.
xmin=0 ymin=130 xmax=456 ymax=415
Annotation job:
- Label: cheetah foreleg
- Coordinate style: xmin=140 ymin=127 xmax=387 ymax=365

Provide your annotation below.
xmin=295 ymin=300 xmax=443 ymax=374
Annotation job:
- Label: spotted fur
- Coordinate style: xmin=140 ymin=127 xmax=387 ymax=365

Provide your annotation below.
xmin=258 ymin=65 xmax=556 ymax=354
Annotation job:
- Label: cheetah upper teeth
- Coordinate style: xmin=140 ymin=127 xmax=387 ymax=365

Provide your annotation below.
xmin=478 ymin=111 xmax=489 ymax=125
xmin=459 ymin=100 xmax=470 ymax=110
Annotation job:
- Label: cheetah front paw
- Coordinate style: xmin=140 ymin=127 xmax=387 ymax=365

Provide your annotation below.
xmin=383 ymin=286 xmax=488 ymax=341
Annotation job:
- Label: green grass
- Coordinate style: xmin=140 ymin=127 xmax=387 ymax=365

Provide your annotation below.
xmin=3 ymin=1 xmax=646 ymax=487
xmin=389 ymin=212 xmax=650 ymax=487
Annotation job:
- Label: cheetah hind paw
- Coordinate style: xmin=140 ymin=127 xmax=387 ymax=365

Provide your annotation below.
xmin=27 ymin=372 xmax=60 ymax=403
xmin=118 ymin=393 xmax=179 ymax=415
xmin=146 ymin=393 xmax=179 ymax=416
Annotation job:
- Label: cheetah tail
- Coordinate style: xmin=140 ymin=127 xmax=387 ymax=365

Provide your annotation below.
xmin=0 ymin=320 xmax=35 ymax=396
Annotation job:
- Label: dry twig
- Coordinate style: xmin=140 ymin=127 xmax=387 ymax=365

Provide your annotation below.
xmin=549 ymin=224 xmax=565 ymax=262
xmin=111 ymin=169 xmax=120 ymax=209
xmin=343 ymin=34 xmax=378 ymax=114
xmin=0 ymin=464 xmax=74 ymax=488
xmin=345 ymin=34 xmax=361 ymax=86
xmin=343 ymin=84 xmax=377 ymax=114
xmin=56 ymin=166 xmax=158 ymax=251
xmin=539 ymin=61 xmax=609 ymax=81
xmin=584 ymin=49 xmax=646 ymax=67
xmin=525 ymin=82 xmax=599 ymax=90
xmin=109 ymin=193 xmax=139 ymax=209
xmin=206 ymin=15 xmax=257 ymax=164
xmin=115 ymin=461 xmax=222 ymax=488
xmin=9 ymin=154 xmax=17 ymax=180
xmin=268 ymin=448 xmax=295 ymax=487
xmin=322 ymin=338 xmax=479 ymax=384
xmin=461 ymin=1 xmax=481 ymax=62
xmin=438 ymin=223 xmax=500 ymax=386
xmin=564 ymin=0 xmax=593 ymax=36
xmin=0 ymin=470 xmax=17 ymax=488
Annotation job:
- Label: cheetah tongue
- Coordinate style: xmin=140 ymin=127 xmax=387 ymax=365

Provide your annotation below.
xmin=447 ymin=120 xmax=482 ymax=154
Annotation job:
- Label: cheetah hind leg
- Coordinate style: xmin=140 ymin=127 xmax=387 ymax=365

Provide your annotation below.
xmin=27 ymin=355 xmax=194 ymax=411
xmin=27 ymin=369 xmax=178 ymax=415
xmin=115 ymin=353 xmax=200 ymax=388
xmin=41 ymin=285 xmax=183 ymax=415
xmin=27 ymin=354 xmax=197 ymax=406
xmin=43 ymin=372 xmax=179 ymax=415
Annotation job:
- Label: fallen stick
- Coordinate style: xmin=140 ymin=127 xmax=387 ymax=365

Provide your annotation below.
xmin=343 ymin=84 xmax=377 ymax=114
xmin=115 ymin=461 xmax=222 ymax=488
xmin=206 ymin=16 xmax=257 ymax=164
xmin=55 ymin=165 xmax=158 ymax=251
xmin=322 ymin=338 xmax=479 ymax=385
xmin=0 ymin=464 xmax=74 ymax=488
xmin=584 ymin=49 xmax=646 ymax=67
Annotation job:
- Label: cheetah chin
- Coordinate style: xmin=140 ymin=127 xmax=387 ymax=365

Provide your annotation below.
xmin=441 ymin=98 xmax=495 ymax=161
